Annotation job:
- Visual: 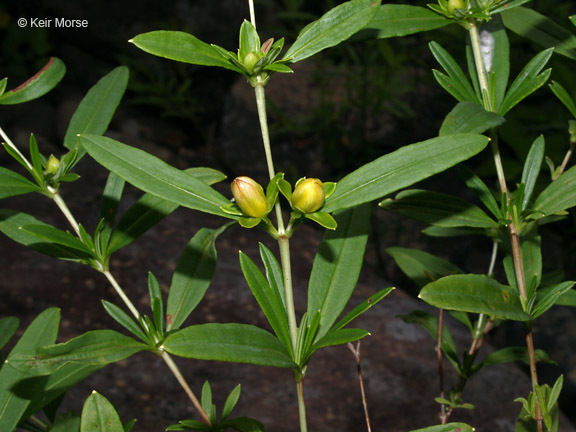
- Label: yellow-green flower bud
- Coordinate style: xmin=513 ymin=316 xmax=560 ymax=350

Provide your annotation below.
xmin=291 ymin=178 xmax=325 ymax=213
xmin=45 ymin=155 xmax=60 ymax=175
xmin=243 ymin=52 xmax=260 ymax=74
xmin=447 ymin=0 xmax=467 ymax=14
xmin=231 ymin=176 xmax=268 ymax=218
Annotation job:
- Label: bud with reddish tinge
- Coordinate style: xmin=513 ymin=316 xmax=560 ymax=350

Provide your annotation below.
xmin=291 ymin=178 xmax=325 ymax=213
xmin=231 ymin=176 xmax=269 ymax=218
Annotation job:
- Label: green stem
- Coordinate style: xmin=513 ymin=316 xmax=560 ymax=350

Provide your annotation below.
xmin=0 ymin=125 xmax=34 ymax=171
xmin=50 ymin=189 xmax=81 ymax=237
xmin=468 ymin=21 xmax=493 ymax=112
xmin=253 ymin=77 xmax=307 ymax=431
xmin=248 ymin=0 xmax=256 ymax=28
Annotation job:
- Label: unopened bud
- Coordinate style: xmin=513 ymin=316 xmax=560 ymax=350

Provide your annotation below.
xmin=45 ymin=155 xmax=60 ymax=175
xmin=291 ymin=178 xmax=325 ymax=213
xmin=447 ymin=0 xmax=467 ymax=14
xmin=243 ymin=52 xmax=261 ymax=74
xmin=231 ymin=176 xmax=269 ymax=218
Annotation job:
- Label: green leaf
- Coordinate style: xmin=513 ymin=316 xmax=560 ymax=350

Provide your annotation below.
xmin=0 ymin=77 xmax=6 ymax=96
xmin=238 ymin=20 xmax=260 ymax=62
xmin=398 ymin=310 xmax=460 ymax=370
xmin=163 ymin=323 xmax=296 ymax=368
xmin=330 ymin=288 xmax=394 ymax=332
xmin=0 ymin=58 xmax=65 ymax=105
xmin=409 ymin=423 xmax=474 ymax=432
xmin=534 ymin=164 xmax=576 ymax=216
xmin=166 ymin=420 xmax=211 ymax=431
xmin=490 ymin=0 xmax=532 ymax=15
xmin=148 ymin=272 xmax=164 ymax=335
xmin=323 ymin=134 xmax=490 ymax=213
xmin=0 ymin=317 xmax=19 ymax=351
xmin=386 ymin=247 xmax=462 ymax=288
xmin=0 ymin=167 xmax=40 ymax=198
xmin=419 ymin=274 xmax=532 ymax=321
xmin=130 ymin=31 xmax=243 ymax=73
xmin=549 ymin=81 xmax=576 ymax=119
xmin=100 ymin=172 xmax=125 ymax=226
xmin=79 ymin=135 xmax=234 ymax=218
xmin=381 ymin=189 xmax=498 ymax=229
xmin=312 ymin=328 xmax=370 ymax=351
xmin=498 ymin=48 xmax=553 ymax=116
xmin=8 ymin=330 xmax=148 ymax=375
xmin=352 ymin=5 xmax=450 ymax=41
xmin=307 ymin=205 xmax=370 ymax=341
xmin=222 ymin=385 xmax=241 ymax=420
xmin=63 ymin=66 xmax=129 ymax=162
xmin=532 ymin=281 xmax=575 ymax=318
xmin=0 ymin=308 xmax=59 ymax=432
xmin=521 ymin=136 xmax=545 ymax=210
xmin=458 ymin=166 xmax=502 ymax=219
xmin=239 ymin=252 xmax=291 ymax=351
xmin=473 ymin=346 xmax=553 ymax=374
xmin=50 ymin=412 xmax=81 ymax=432
xmin=101 ymin=300 xmax=148 ymax=343
xmin=439 ymin=102 xmax=505 ymax=135
xmin=304 ymin=211 xmax=337 ymax=230
xmin=224 ymin=417 xmax=265 ymax=432
xmin=167 ymin=226 xmax=227 ymax=331
xmin=429 ymin=42 xmax=479 ymax=104
xmin=19 ymin=224 xmax=93 ymax=256
xmin=200 ymin=381 xmax=214 ymax=423
xmin=259 ymin=243 xmax=286 ymax=310
xmin=502 ymin=7 xmax=576 ymax=60
xmin=283 ymin=0 xmax=381 ymax=63
xmin=81 ymin=391 xmax=124 ymax=432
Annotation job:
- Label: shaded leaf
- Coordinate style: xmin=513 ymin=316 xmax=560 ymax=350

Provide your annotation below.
xmin=439 ymin=102 xmax=505 ymax=135
xmin=549 ymin=81 xmax=576 ymax=119
xmin=534 ymin=164 xmax=576 ymax=216
xmin=410 ymin=423 xmax=474 ymax=432
xmin=419 ymin=274 xmax=531 ymax=321
xmin=0 ymin=317 xmax=19 ymax=351
xmin=521 ymin=136 xmax=545 ymax=210
xmin=0 ymin=167 xmax=41 ymax=199
xmin=0 ymin=58 xmax=65 ymax=105
xmin=81 ymin=391 xmax=124 ymax=432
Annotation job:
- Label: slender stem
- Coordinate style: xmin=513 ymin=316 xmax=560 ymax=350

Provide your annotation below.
xmin=102 ymin=270 xmax=143 ymax=322
xmin=347 ymin=342 xmax=372 ymax=432
xmin=161 ymin=351 xmax=211 ymax=425
xmin=437 ymin=309 xmax=447 ymax=424
xmin=29 ymin=415 xmax=49 ymax=429
xmin=50 ymin=189 xmax=81 ymax=237
xmin=557 ymin=141 xmax=574 ymax=178
xmin=248 ymin=0 xmax=256 ymax=28
xmin=0 ymin=125 xmax=34 ymax=171
xmin=253 ymin=76 xmax=307 ymax=431
xmin=297 ymin=381 xmax=308 ymax=432
xmin=468 ymin=22 xmax=493 ymax=112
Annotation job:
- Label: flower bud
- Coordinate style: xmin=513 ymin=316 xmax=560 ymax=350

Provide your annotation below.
xmin=45 ymin=155 xmax=60 ymax=175
xmin=447 ymin=0 xmax=467 ymax=14
xmin=291 ymin=178 xmax=325 ymax=213
xmin=243 ymin=52 xmax=261 ymax=74
xmin=231 ymin=176 xmax=269 ymax=218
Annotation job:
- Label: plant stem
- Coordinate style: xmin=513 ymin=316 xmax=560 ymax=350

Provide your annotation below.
xmin=437 ymin=309 xmax=447 ymax=424
xmin=347 ymin=342 xmax=372 ymax=432
xmin=253 ymin=78 xmax=307 ymax=431
xmin=161 ymin=351 xmax=211 ymax=425
xmin=557 ymin=141 xmax=574 ymax=178
xmin=468 ymin=22 xmax=542 ymax=431
xmin=248 ymin=0 xmax=256 ymax=28
xmin=0 ymin=125 xmax=34 ymax=171
xmin=50 ymin=189 xmax=81 ymax=237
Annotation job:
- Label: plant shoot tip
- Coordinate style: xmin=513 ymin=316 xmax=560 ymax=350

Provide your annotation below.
xmin=128 ymin=39 xmax=133 ymax=43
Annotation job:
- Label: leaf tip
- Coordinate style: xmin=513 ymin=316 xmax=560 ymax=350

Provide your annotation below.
xmin=128 ymin=39 xmax=134 ymax=43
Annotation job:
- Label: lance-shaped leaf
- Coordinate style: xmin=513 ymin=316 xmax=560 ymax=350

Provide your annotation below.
xmin=0 ymin=317 xmax=19 ymax=351
xmin=352 ymin=5 xmax=450 ymax=41
xmin=419 ymin=274 xmax=532 ymax=321
xmin=307 ymin=205 xmax=370 ymax=341
xmin=63 ymin=66 xmax=129 ymax=161
xmin=439 ymin=102 xmax=505 ymax=136
xmin=501 ymin=7 xmax=576 ymax=60
xmin=259 ymin=243 xmax=286 ymax=310
xmin=283 ymin=0 xmax=381 ymax=63
xmin=498 ymin=48 xmax=553 ymax=116
xmin=166 ymin=226 xmax=227 ymax=331
xmin=8 ymin=330 xmax=148 ymax=375
xmin=0 ymin=167 xmax=41 ymax=199
xmin=130 ymin=31 xmax=243 ymax=73
xmin=239 ymin=252 xmax=291 ymax=351
xmin=0 ymin=308 xmax=59 ymax=432
xmin=534 ymin=165 xmax=576 ymax=216
xmin=550 ymin=81 xmax=576 ymax=118
xmin=107 ymin=167 xmax=225 ymax=254
xmin=521 ymin=135 xmax=545 ymax=210
xmin=81 ymin=392 xmax=124 ymax=432
xmin=410 ymin=424 xmax=474 ymax=432
xmin=0 ymin=210 xmax=91 ymax=262
xmin=323 ymin=134 xmax=490 ymax=213
xmin=0 ymin=58 xmax=65 ymax=105
xmin=79 ymin=135 xmax=234 ymax=218
xmin=472 ymin=346 xmax=553 ymax=375
xmin=163 ymin=323 xmax=296 ymax=368
xmin=387 ymin=247 xmax=462 ymax=288
xmin=381 ymin=189 xmax=498 ymax=229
